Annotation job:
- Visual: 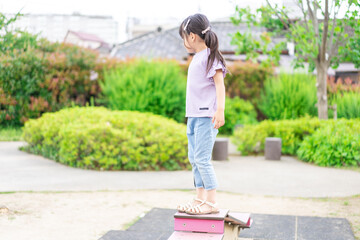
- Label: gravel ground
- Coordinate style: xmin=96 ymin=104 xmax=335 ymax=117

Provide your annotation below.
xmin=0 ymin=190 xmax=359 ymax=240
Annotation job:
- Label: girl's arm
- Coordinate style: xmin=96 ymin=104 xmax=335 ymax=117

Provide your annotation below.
xmin=212 ymin=69 xmax=225 ymax=129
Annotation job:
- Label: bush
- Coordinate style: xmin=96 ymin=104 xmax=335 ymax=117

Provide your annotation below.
xmin=0 ymin=39 xmax=107 ymax=126
xmin=0 ymin=48 xmax=47 ymax=125
xmin=231 ymin=116 xmax=322 ymax=155
xmin=22 ymin=107 xmax=190 ymax=171
xmin=297 ymin=119 xmax=360 ymax=167
xmin=225 ymin=61 xmax=274 ymax=105
xmin=330 ymin=91 xmax=360 ymax=119
xmin=327 ymin=76 xmax=360 ymax=95
xmin=258 ymin=73 xmax=317 ymax=120
xmin=100 ymin=59 xmax=187 ymax=123
xmin=220 ymin=96 xmax=257 ymax=135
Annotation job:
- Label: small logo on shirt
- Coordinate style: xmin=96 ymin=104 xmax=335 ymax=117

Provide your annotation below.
xmin=199 ymin=107 xmax=209 ymax=110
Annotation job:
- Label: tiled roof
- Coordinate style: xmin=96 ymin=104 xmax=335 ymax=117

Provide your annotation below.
xmin=111 ymin=21 xmax=284 ymax=60
xmin=111 ymin=27 xmax=186 ymax=60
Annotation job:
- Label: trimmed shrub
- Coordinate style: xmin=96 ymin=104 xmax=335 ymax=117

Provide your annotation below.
xmin=231 ymin=116 xmax=322 ymax=155
xmin=100 ymin=59 xmax=186 ymax=123
xmin=297 ymin=119 xmax=360 ymax=167
xmin=220 ymin=96 xmax=257 ymax=135
xmin=258 ymin=73 xmax=317 ymax=120
xmin=22 ymin=107 xmax=190 ymax=171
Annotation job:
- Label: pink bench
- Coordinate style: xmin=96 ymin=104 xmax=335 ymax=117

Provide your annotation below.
xmin=168 ymin=209 xmax=253 ymax=240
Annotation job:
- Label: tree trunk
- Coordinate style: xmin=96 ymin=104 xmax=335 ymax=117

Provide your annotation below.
xmin=316 ymin=62 xmax=328 ymax=119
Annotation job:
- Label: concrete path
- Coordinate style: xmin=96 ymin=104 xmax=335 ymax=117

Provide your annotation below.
xmin=1 ymin=141 xmax=360 ymax=198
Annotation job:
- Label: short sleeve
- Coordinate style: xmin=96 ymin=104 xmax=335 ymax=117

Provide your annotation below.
xmin=206 ymin=60 xmax=228 ymax=81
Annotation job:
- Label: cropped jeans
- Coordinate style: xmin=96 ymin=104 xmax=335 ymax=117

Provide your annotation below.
xmin=187 ymin=117 xmax=219 ymax=190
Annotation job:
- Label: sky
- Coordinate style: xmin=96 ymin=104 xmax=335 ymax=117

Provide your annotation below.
xmin=0 ymin=0 xmax=279 ymax=23
xmin=0 ymin=0 xmax=290 ymax=43
xmin=1 ymin=0 xmax=353 ymax=26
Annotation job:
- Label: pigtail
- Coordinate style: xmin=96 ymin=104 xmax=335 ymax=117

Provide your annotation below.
xmin=204 ymin=30 xmax=226 ymax=74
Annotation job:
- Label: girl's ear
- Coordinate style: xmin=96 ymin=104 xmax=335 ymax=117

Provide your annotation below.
xmin=189 ymin=32 xmax=196 ymax=42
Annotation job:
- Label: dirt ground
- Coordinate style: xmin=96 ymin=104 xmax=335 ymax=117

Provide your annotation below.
xmin=0 ymin=190 xmax=359 ymax=240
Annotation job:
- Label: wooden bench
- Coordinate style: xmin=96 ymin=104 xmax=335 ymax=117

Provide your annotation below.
xmin=168 ymin=209 xmax=252 ymax=239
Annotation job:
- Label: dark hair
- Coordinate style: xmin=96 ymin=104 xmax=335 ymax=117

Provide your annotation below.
xmin=179 ymin=13 xmax=226 ymax=74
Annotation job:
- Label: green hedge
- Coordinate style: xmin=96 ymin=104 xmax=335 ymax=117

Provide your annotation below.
xmin=22 ymin=107 xmax=190 ymax=171
xmin=0 ymin=39 xmax=106 ymax=126
xmin=100 ymin=59 xmax=186 ymax=123
xmin=297 ymin=119 xmax=360 ymax=167
xmin=231 ymin=116 xmax=322 ymax=155
xmin=220 ymin=96 xmax=257 ymax=135
xmin=0 ymin=48 xmax=47 ymax=125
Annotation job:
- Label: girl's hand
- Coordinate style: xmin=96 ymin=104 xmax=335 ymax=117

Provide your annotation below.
xmin=212 ymin=110 xmax=225 ymax=129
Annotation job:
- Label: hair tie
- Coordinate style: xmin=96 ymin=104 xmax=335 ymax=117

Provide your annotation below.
xmin=202 ymin=26 xmax=211 ymax=34
xmin=183 ymin=19 xmax=191 ymax=31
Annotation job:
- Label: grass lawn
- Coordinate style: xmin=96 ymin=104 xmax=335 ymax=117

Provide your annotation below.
xmin=0 ymin=127 xmax=23 ymax=141
xmin=339 ymin=166 xmax=360 ymax=173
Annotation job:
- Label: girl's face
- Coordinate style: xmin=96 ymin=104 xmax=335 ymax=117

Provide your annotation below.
xmin=182 ymin=32 xmax=196 ymax=53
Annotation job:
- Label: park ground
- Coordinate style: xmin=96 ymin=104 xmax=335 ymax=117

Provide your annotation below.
xmin=0 ymin=190 xmax=359 ymax=240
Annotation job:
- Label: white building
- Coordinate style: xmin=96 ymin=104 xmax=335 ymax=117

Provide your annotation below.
xmin=64 ymin=30 xmax=112 ymax=55
xmin=5 ymin=12 xmax=119 ymax=45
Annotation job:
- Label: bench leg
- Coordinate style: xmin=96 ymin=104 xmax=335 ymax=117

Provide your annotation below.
xmin=223 ymin=223 xmax=240 ymax=240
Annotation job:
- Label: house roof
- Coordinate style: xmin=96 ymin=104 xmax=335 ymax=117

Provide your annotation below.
xmin=111 ymin=21 xmax=286 ymax=61
xmin=66 ymin=30 xmax=107 ymax=43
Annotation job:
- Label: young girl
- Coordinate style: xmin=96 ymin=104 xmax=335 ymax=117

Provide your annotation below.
xmin=177 ymin=13 xmax=227 ymax=215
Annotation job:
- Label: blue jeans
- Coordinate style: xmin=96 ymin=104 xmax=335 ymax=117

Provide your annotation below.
xmin=187 ymin=117 xmax=219 ymax=190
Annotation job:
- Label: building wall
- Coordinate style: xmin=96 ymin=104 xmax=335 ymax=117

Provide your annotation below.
xmin=5 ymin=13 xmax=119 ymax=45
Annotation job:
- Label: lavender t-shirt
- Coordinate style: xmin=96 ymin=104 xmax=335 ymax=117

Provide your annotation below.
xmin=186 ymin=48 xmax=227 ymax=117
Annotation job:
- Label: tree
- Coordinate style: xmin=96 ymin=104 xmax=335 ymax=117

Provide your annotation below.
xmin=230 ymin=0 xmax=360 ymax=119
xmin=0 ymin=11 xmax=39 ymax=54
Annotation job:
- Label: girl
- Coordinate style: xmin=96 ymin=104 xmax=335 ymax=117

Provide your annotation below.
xmin=177 ymin=13 xmax=227 ymax=215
